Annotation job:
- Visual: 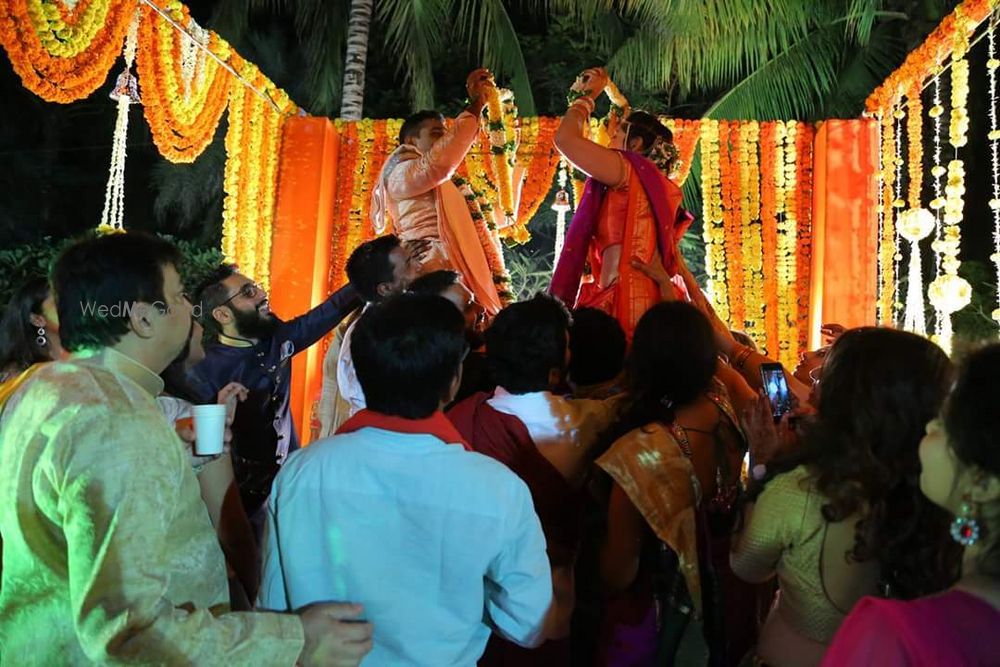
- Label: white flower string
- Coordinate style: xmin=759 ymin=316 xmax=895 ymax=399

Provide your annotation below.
xmin=930 ymin=74 xmax=946 ymax=337
xmin=98 ymin=10 xmax=140 ymax=233
xmin=989 ymin=13 xmax=1000 ymax=325
xmin=552 ymin=157 xmax=571 ymax=259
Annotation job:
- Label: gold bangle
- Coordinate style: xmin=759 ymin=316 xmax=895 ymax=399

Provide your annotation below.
xmin=568 ymin=97 xmax=595 ymax=116
xmin=732 ymin=344 xmax=753 ymax=371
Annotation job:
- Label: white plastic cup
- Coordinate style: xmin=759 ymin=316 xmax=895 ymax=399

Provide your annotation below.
xmin=192 ymin=404 xmax=227 ymax=456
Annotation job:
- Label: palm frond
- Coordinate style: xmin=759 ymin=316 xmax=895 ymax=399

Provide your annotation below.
xmin=455 ymin=0 xmax=537 ymax=115
xmin=701 ymin=22 xmax=842 ymax=120
xmin=378 ymin=0 xmax=449 ymax=109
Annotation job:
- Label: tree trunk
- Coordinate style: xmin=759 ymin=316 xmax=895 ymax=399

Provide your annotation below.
xmin=339 ymin=0 xmax=374 ymax=120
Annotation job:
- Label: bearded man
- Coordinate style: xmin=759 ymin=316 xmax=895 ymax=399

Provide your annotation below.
xmin=191 ymin=266 xmax=359 ymax=516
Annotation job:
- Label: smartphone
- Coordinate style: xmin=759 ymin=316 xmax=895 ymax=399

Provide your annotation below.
xmin=760 ymin=363 xmax=793 ymax=419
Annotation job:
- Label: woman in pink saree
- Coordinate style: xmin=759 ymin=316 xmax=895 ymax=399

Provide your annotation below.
xmin=822 ymin=344 xmax=1000 ymax=666
xmin=550 ymin=67 xmax=692 ymax=338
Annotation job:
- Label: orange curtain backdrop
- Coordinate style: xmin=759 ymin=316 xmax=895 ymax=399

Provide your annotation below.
xmin=269 ymin=116 xmax=339 ymax=445
xmin=810 ymin=119 xmax=880 ymax=348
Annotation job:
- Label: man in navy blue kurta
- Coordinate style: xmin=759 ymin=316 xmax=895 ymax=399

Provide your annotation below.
xmin=192 ymin=265 xmax=360 ymax=513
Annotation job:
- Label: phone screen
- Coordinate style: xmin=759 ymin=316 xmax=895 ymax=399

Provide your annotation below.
xmin=760 ymin=363 xmax=792 ymax=419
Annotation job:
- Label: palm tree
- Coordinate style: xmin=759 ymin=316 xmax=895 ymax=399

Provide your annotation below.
xmin=340 ymin=0 xmax=374 ymax=119
xmin=218 ymin=0 xmax=539 ymax=116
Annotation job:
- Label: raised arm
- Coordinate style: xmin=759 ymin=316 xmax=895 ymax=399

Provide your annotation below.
xmin=554 ymin=67 xmax=628 ymax=187
xmin=386 ymin=68 xmax=493 ymax=200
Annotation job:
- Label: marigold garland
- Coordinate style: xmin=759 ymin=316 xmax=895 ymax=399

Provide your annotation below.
xmin=700 ymin=119 xmax=730 ymax=324
xmin=136 ymin=1 xmax=230 ymax=162
xmin=759 ymin=122 xmax=780 ymax=352
xmin=515 ymin=117 xmax=561 ymax=227
xmin=483 ymin=86 xmax=519 ymax=233
xmin=866 ymin=0 xmax=992 ymax=114
xmin=877 ymin=112 xmax=898 ymax=325
xmin=777 ymin=121 xmax=800 ymax=365
xmin=738 ymin=122 xmax=763 ymax=347
xmin=663 ymin=118 xmax=701 ymax=185
xmin=0 ymin=0 xmax=138 ymax=102
xmin=720 ymin=122 xmax=745 ymax=327
xmin=795 ymin=125 xmax=814 ymax=356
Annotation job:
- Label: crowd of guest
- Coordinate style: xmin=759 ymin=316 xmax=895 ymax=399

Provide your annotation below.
xmin=0 ymin=229 xmax=998 ymax=665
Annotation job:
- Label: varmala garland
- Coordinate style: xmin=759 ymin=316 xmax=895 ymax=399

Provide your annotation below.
xmin=928 ymin=32 xmax=973 ymax=352
xmin=483 ymin=86 xmax=522 ymax=240
xmin=97 ymin=8 xmax=140 ymax=234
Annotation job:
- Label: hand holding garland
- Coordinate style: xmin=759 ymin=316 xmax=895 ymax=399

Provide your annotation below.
xmin=465 ymin=68 xmax=495 ymax=117
xmin=556 ymin=67 xmax=627 ymax=187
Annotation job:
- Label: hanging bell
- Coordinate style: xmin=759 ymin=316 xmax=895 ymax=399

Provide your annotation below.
xmin=551 ymin=189 xmax=571 ymax=212
xmin=109 ymin=69 xmax=141 ymax=104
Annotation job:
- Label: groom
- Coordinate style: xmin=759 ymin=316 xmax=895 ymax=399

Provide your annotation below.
xmin=370 ymin=68 xmax=504 ymax=316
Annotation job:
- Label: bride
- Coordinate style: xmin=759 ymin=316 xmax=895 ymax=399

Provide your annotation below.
xmin=550 ymin=67 xmax=692 ymax=337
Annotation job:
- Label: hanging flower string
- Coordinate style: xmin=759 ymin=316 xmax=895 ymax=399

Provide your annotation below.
xmin=989 ymin=14 xmax=1000 ymax=324
xmin=928 ymin=30 xmax=973 ymax=352
xmin=97 ymin=7 xmax=140 ymax=234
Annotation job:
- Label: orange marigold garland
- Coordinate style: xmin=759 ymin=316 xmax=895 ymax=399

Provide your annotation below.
xmin=136 ymin=0 xmax=230 ymax=162
xmin=739 ymin=121 xmax=765 ymax=348
xmin=329 ymin=120 xmax=359 ymax=292
xmin=795 ymin=124 xmax=815 ymax=355
xmin=515 ymin=117 xmax=561 ymax=225
xmin=0 ymin=0 xmax=138 ymax=102
xmin=866 ymin=0 xmax=992 ymax=114
xmin=759 ymin=122 xmax=780 ymax=354
xmin=663 ymin=118 xmax=701 ymax=185
xmin=720 ymin=121 xmax=745 ymax=327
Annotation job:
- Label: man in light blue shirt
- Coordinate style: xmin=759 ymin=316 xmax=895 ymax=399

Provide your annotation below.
xmin=259 ymin=293 xmax=552 ymax=666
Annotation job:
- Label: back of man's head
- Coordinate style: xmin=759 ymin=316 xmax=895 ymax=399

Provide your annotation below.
xmin=52 ymin=232 xmax=182 ymax=352
xmin=407 ymin=270 xmax=460 ymax=297
xmin=193 ymin=263 xmax=238 ymax=337
xmin=346 ymin=235 xmax=402 ymax=303
xmin=399 ymin=110 xmax=445 ymax=145
xmin=485 ymin=293 xmax=572 ymax=394
xmin=569 ymin=307 xmax=626 ymax=387
xmin=351 ymin=292 xmax=466 ymax=419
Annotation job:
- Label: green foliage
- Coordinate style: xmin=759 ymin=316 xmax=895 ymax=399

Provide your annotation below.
xmin=504 ymin=248 xmax=555 ymax=301
xmin=0 ymin=236 xmax=223 ymax=307
xmin=953 ymin=260 xmax=1000 ymax=346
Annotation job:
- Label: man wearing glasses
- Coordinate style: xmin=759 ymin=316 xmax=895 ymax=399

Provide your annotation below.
xmin=191 ymin=266 xmax=360 ymax=518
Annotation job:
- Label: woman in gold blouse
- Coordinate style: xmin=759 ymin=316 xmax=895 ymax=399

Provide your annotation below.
xmin=596 ymin=291 xmax=765 ymax=665
xmin=731 ymin=328 xmax=962 ymax=666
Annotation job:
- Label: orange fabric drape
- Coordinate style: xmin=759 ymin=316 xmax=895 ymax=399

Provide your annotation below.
xmin=269 ymin=117 xmax=339 ymax=445
xmin=809 ymin=119 xmax=880 ymax=348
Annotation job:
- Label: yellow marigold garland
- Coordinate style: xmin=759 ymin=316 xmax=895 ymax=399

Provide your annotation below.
xmin=136 ymin=1 xmax=230 ymax=162
xmin=739 ymin=121 xmax=764 ymax=348
xmin=700 ymin=119 xmax=730 ymax=323
xmin=877 ymin=112 xmax=898 ymax=325
xmin=0 ymin=0 xmax=138 ymax=102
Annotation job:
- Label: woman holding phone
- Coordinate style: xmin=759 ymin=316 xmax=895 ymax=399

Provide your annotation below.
xmin=729 ymin=328 xmax=962 ymax=666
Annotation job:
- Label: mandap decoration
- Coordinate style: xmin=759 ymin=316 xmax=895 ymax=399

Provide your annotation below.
xmin=866 ymin=0 xmax=998 ymax=350
xmin=700 ymin=119 xmax=815 ymax=368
